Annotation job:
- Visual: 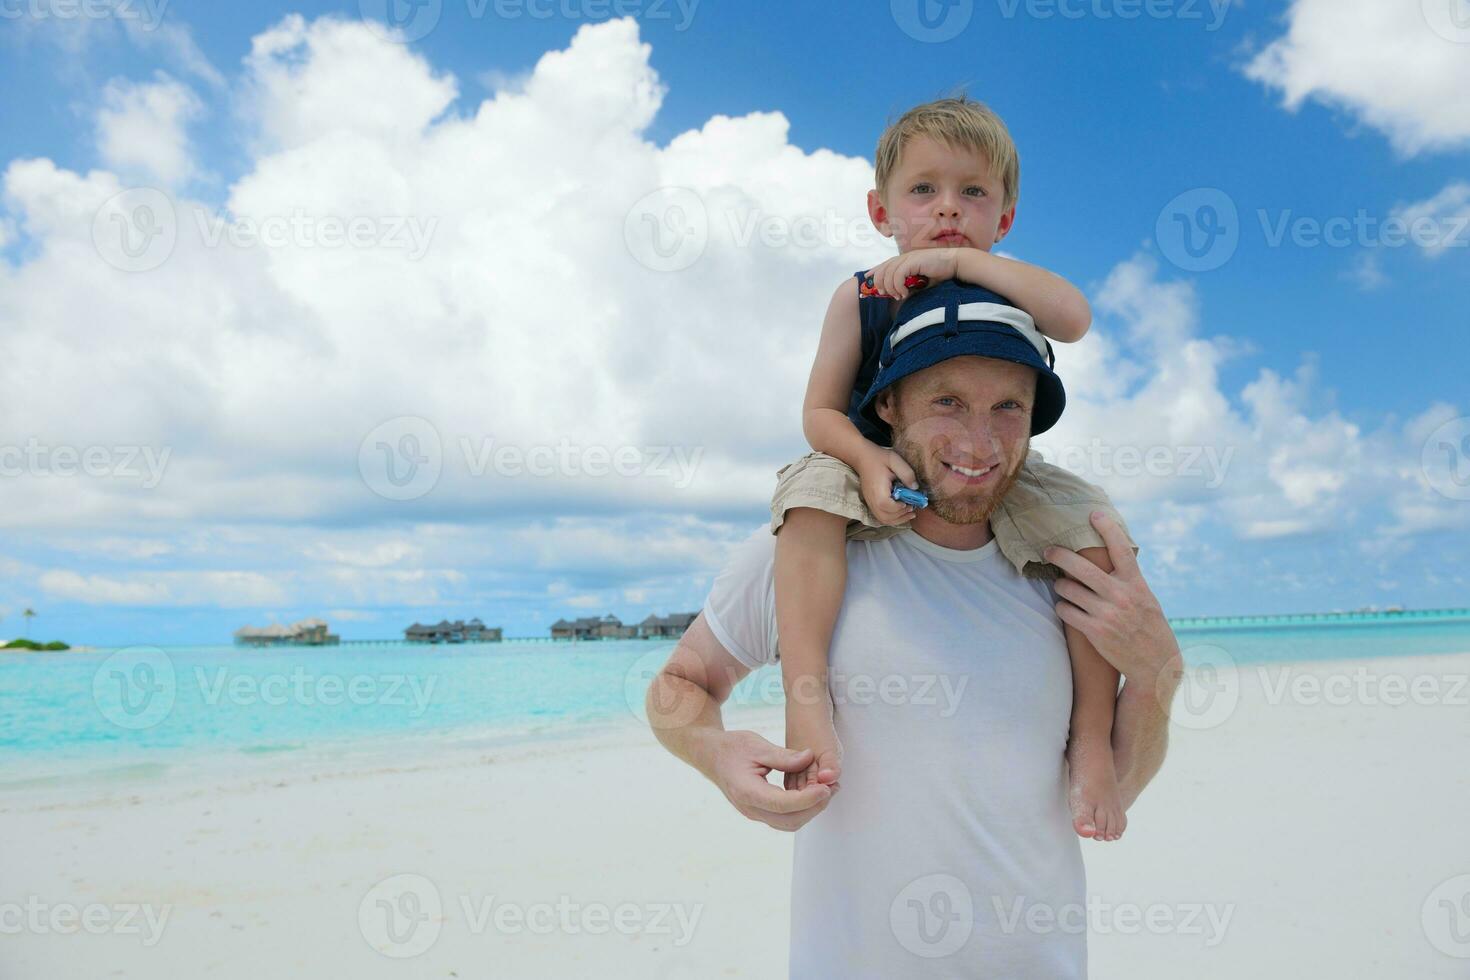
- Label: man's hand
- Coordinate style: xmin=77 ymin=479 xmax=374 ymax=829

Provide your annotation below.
xmin=710 ymin=730 xmax=838 ymax=833
xmin=1044 ymin=511 xmax=1183 ymax=690
xmin=857 ymin=447 xmax=918 ymax=526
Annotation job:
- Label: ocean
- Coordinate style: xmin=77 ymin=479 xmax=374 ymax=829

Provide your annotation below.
xmin=3 ymin=613 xmax=1468 ymax=790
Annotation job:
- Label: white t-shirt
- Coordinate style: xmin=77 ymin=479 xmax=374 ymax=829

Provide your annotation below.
xmin=703 ymin=526 xmax=1086 ymax=979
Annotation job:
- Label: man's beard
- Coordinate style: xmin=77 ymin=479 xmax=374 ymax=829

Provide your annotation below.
xmin=889 ymin=423 xmax=1027 ymax=526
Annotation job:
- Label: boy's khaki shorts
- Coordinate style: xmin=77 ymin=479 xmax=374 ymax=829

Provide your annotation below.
xmin=769 ymin=450 xmax=1137 ymax=580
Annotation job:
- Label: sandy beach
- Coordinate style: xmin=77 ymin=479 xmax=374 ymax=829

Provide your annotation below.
xmin=3 ymin=651 xmax=1468 ymax=978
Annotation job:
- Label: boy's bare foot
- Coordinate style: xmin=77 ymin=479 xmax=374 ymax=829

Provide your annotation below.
xmin=1067 ymin=737 xmax=1126 ymax=841
xmin=784 ymin=691 xmax=843 ymax=792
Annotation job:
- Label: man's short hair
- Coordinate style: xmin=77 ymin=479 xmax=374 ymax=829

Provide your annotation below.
xmin=874 ymin=94 xmax=1020 ymax=211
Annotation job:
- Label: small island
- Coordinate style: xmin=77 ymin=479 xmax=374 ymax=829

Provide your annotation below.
xmin=2 ymin=638 xmax=70 ymax=651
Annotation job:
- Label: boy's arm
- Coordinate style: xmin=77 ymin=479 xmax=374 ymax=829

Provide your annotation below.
xmin=802 ymin=275 xmax=882 ymax=470
xmin=1047 ymin=516 xmax=1184 ymax=811
xmin=865 ymin=247 xmax=1091 ymax=342
xmin=1071 ymin=546 xmax=1173 ymax=811
xmin=952 ymin=249 xmax=1092 ymax=343
xmin=801 ymin=276 xmax=917 ymax=523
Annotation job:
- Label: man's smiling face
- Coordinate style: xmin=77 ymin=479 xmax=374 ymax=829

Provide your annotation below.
xmin=875 ymin=355 xmax=1036 ymax=526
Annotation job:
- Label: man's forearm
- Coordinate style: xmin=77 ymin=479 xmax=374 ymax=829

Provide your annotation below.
xmin=646 ymin=669 xmax=729 ymax=785
xmin=1112 ymin=657 xmax=1182 ymax=811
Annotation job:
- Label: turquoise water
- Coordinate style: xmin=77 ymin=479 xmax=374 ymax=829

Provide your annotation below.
xmin=2 ymin=616 xmax=1468 ymax=785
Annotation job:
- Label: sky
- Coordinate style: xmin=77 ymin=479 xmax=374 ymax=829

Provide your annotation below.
xmin=0 ymin=0 xmax=1467 ymax=646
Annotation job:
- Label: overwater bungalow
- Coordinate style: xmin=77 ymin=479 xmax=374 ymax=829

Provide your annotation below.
xmin=233 ymin=618 xmax=341 ymax=647
xmin=403 ymin=618 xmax=502 ymax=644
xmin=549 ymin=614 xmax=637 ymax=640
xmin=636 ymin=612 xmax=698 ymax=639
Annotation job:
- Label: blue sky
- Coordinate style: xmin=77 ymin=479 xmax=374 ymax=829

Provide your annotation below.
xmin=0 ymin=0 xmax=1466 ymax=645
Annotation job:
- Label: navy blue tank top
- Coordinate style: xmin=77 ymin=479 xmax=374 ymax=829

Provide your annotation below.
xmin=847 ymin=268 xmax=897 ymax=445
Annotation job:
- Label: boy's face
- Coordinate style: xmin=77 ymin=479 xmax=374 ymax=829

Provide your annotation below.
xmin=867 ymin=134 xmax=1016 ymax=254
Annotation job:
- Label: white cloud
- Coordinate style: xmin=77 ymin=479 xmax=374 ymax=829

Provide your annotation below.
xmin=1391 ymin=181 xmax=1470 ymax=257
xmin=1345 ymin=252 xmax=1387 ymax=291
xmin=39 ymin=569 xmax=287 ymax=606
xmin=0 ymin=15 xmax=880 ymax=540
xmin=5 ymin=4 xmax=223 ymax=88
xmin=1243 ymin=0 xmax=1470 ymax=155
xmin=96 ymin=72 xmax=202 ymax=185
xmin=299 ymin=539 xmax=423 ymax=568
xmin=325 ymin=608 xmax=380 ymax=621
xmin=242 ymin=14 xmax=458 ymax=152
xmin=1038 ymin=255 xmax=1433 ymax=550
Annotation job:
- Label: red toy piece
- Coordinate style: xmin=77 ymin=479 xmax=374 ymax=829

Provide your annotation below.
xmin=859 ymin=273 xmax=931 ymax=298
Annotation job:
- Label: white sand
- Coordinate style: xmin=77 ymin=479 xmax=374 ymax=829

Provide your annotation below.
xmin=2 ymin=652 xmax=1468 ymax=978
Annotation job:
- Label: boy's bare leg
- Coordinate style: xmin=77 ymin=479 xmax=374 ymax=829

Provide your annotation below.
xmin=774 ymin=507 xmax=848 ymax=792
xmin=1064 ymin=620 xmax=1126 ymax=840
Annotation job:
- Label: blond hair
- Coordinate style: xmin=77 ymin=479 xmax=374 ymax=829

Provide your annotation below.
xmin=874 ymin=95 xmax=1020 ymax=210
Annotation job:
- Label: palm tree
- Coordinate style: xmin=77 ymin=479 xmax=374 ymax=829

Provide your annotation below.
xmin=22 ymin=608 xmax=35 ymax=637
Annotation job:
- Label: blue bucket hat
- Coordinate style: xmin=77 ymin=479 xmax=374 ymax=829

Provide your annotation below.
xmin=857 ymin=279 xmax=1066 ymax=437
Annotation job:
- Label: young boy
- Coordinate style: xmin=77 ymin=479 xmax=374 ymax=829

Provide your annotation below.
xmin=772 ymin=95 xmax=1136 ymax=841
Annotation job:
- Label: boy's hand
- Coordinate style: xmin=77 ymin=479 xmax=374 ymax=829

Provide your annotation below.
xmin=857 ymin=448 xmax=919 ymax=526
xmin=865 ymin=248 xmax=960 ymax=301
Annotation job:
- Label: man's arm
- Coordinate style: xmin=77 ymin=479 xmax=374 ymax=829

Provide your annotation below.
xmin=1046 ymin=512 xmax=1184 ymax=810
xmin=647 ymin=614 xmax=836 ymax=832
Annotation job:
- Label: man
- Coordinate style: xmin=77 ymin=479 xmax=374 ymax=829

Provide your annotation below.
xmin=647 ymin=280 xmax=1183 ymax=977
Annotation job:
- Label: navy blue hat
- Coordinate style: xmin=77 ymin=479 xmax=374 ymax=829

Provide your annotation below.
xmin=857 ymin=279 xmax=1066 ymax=436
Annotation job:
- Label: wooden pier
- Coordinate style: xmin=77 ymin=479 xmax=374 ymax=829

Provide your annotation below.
xmin=1169 ymin=607 xmax=1470 ymax=630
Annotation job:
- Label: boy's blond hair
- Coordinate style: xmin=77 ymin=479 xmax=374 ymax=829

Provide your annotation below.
xmin=874 ymin=95 xmax=1020 ymax=211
